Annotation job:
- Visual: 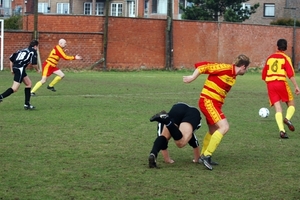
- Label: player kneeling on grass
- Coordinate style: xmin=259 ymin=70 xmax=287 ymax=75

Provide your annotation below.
xmin=148 ymin=102 xmax=208 ymax=168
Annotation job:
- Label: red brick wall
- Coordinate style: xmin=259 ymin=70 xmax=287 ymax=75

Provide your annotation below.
xmin=2 ymin=14 xmax=300 ymax=70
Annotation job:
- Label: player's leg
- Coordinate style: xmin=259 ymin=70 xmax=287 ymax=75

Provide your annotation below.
xmin=0 ymin=68 xmax=21 ymax=102
xmin=148 ymin=125 xmax=170 ymax=168
xmin=273 ymin=101 xmax=288 ymax=138
xmin=48 ymin=69 xmax=65 ymax=91
xmin=0 ymin=82 xmax=19 ymax=101
xmin=268 ymin=82 xmax=289 ymax=138
xmin=150 ymin=111 xmax=183 ymax=140
xmin=31 ymin=62 xmax=50 ymax=95
xmin=174 ymin=122 xmax=193 ymax=148
xmin=283 ymin=83 xmax=295 ymax=132
xmin=199 ymin=98 xmax=225 ymax=170
xmin=31 ymin=76 xmax=47 ymax=95
xmin=23 ymin=76 xmax=35 ymax=110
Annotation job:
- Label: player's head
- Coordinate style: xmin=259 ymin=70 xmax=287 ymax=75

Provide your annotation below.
xmin=234 ymin=54 xmax=250 ymax=75
xmin=277 ymin=39 xmax=287 ymax=51
xmin=29 ymin=40 xmax=39 ymax=48
xmin=234 ymin=54 xmax=250 ymax=68
xmin=58 ymin=39 xmax=67 ymax=48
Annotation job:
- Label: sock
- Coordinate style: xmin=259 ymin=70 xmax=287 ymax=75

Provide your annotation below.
xmin=49 ymin=76 xmax=62 ymax=87
xmin=204 ymin=130 xmax=223 ymax=156
xmin=0 ymin=88 xmax=14 ymax=99
xmin=24 ymin=88 xmax=31 ymax=105
xmin=31 ymin=81 xmax=43 ymax=93
xmin=166 ymin=121 xmax=183 ymax=140
xmin=285 ymin=106 xmax=295 ymax=120
xmin=275 ymin=112 xmax=284 ymax=132
xmin=150 ymin=136 xmax=168 ymax=158
xmin=201 ymin=132 xmax=211 ymax=155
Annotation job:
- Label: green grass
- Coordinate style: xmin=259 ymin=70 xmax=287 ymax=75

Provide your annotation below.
xmin=1 ymin=70 xmax=300 ymax=200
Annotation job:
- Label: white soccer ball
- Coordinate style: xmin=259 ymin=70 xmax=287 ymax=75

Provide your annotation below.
xmin=259 ymin=107 xmax=270 ymax=118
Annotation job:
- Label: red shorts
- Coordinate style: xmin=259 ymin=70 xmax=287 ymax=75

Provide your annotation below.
xmin=267 ymin=81 xmax=293 ymax=106
xmin=42 ymin=62 xmax=59 ymax=77
xmin=199 ymin=98 xmax=225 ymax=125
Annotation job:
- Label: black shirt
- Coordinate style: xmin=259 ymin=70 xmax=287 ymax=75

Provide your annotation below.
xmin=10 ymin=46 xmax=37 ymax=69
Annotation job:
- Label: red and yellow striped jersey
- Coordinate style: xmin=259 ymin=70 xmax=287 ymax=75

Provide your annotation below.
xmin=195 ymin=62 xmax=236 ymax=104
xmin=45 ymin=45 xmax=75 ymax=66
xmin=262 ymin=51 xmax=295 ymax=82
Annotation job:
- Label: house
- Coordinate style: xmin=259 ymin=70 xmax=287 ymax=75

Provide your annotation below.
xmin=1 ymin=0 xmax=300 ymax=23
xmin=244 ymin=0 xmax=300 ymax=25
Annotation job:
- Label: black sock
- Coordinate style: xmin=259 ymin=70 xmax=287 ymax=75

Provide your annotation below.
xmin=150 ymin=136 xmax=168 ymax=157
xmin=166 ymin=121 xmax=183 ymax=140
xmin=24 ymin=88 xmax=31 ymax=105
xmin=0 ymin=88 xmax=14 ymax=99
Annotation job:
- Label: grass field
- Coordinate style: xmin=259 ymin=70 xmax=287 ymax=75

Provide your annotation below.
xmin=0 ymin=70 xmax=300 ymax=200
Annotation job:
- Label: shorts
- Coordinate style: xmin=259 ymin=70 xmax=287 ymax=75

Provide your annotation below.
xmin=42 ymin=62 xmax=60 ymax=77
xmin=168 ymin=102 xmax=201 ymax=130
xmin=13 ymin=67 xmax=27 ymax=83
xmin=156 ymin=102 xmax=201 ymax=136
xmin=199 ymin=98 xmax=225 ymax=125
xmin=267 ymin=81 xmax=293 ymax=106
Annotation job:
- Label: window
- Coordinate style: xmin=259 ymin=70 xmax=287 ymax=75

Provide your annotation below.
xmin=57 ymin=3 xmax=69 ymax=14
xmin=179 ymin=0 xmax=185 ymax=14
xmin=38 ymin=3 xmax=48 ymax=13
xmin=95 ymin=3 xmax=104 ymax=15
xmin=152 ymin=0 xmax=167 ymax=14
xmin=111 ymin=3 xmax=122 ymax=16
xmin=127 ymin=1 xmax=135 ymax=17
xmin=84 ymin=2 xmax=92 ymax=15
xmin=264 ymin=3 xmax=275 ymax=17
xmin=84 ymin=2 xmax=104 ymax=15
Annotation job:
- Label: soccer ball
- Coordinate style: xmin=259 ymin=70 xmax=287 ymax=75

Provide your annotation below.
xmin=259 ymin=107 xmax=269 ymax=118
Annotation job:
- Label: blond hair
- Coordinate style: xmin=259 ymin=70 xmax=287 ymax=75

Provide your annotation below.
xmin=234 ymin=54 xmax=250 ymax=67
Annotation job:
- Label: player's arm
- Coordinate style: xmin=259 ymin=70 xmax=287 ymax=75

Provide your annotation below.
xmin=161 ymin=149 xmax=174 ymax=163
xmin=32 ymin=51 xmax=40 ymax=73
xmin=9 ymin=52 xmax=17 ymax=74
xmin=192 ymin=146 xmax=200 ymax=163
xmin=183 ymin=68 xmax=200 ymax=83
xmin=9 ymin=61 xmax=13 ymax=74
xmin=289 ymin=76 xmax=300 ymax=95
xmin=56 ymin=45 xmax=82 ymax=60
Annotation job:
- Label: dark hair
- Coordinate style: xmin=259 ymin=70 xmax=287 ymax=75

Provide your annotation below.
xmin=29 ymin=40 xmax=39 ymax=47
xmin=277 ymin=39 xmax=287 ymax=51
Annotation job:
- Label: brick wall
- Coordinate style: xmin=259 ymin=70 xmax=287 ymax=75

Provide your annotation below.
xmin=2 ymin=14 xmax=300 ymax=70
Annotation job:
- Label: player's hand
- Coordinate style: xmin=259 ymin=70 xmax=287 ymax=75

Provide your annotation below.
xmin=75 ymin=54 xmax=82 ymax=60
xmin=295 ymin=87 xmax=300 ymax=95
xmin=183 ymin=75 xmax=194 ymax=83
xmin=164 ymin=158 xmax=174 ymax=164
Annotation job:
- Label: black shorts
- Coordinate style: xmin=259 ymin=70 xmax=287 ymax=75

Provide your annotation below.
xmin=157 ymin=102 xmax=201 ymax=136
xmin=13 ymin=67 xmax=27 ymax=83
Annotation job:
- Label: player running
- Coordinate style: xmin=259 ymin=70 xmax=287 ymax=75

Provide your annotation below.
xmin=31 ymin=38 xmax=82 ymax=95
xmin=183 ymin=54 xmax=250 ymax=170
xmin=262 ymin=39 xmax=300 ymax=139
xmin=0 ymin=40 xmax=40 ymax=109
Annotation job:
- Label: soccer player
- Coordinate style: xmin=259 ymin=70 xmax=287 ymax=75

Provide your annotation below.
xmin=183 ymin=54 xmax=250 ymax=170
xmin=262 ymin=39 xmax=300 ymax=139
xmin=31 ymin=38 xmax=82 ymax=95
xmin=148 ymin=102 xmax=203 ymax=168
xmin=0 ymin=40 xmax=40 ymax=109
